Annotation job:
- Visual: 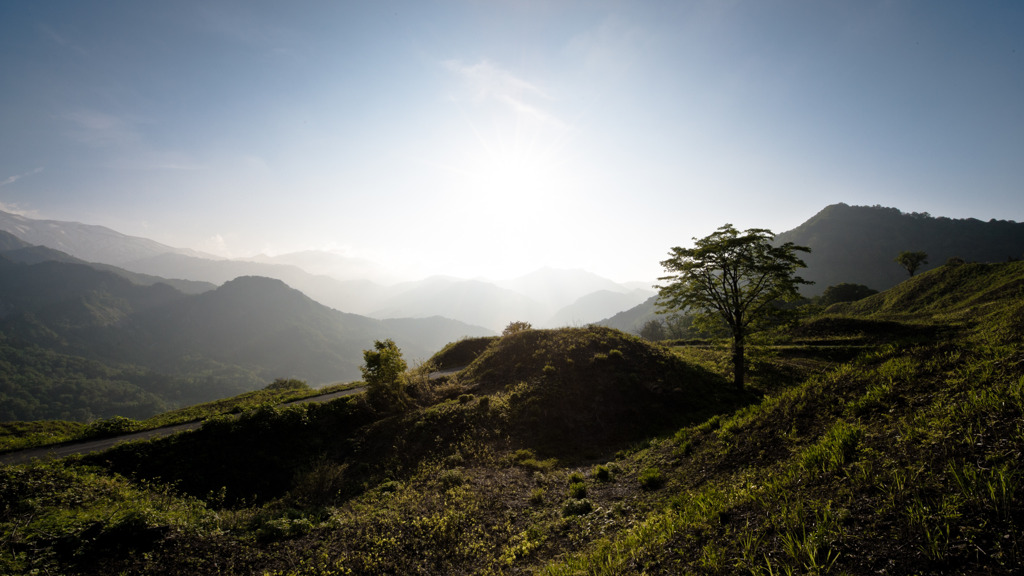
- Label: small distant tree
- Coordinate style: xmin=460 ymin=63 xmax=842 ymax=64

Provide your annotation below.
xmin=657 ymin=224 xmax=811 ymax=390
xmin=819 ymin=283 xmax=878 ymax=306
xmin=638 ymin=318 xmax=666 ymax=341
xmin=264 ymin=378 xmax=309 ymax=392
xmin=502 ymin=321 xmax=532 ymax=337
xmin=361 ymin=339 xmax=409 ymax=411
xmin=895 ymin=251 xmax=928 ymax=276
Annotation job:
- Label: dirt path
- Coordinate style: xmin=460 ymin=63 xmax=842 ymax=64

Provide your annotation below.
xmin=0 ymin=387 xmax=365 ymax=466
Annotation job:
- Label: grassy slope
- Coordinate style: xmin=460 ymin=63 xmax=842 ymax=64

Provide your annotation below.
xmin=1 ymin=262 xmax=1023 ymax=575
xmin=0 ymin=380 xmax=359 ymax=453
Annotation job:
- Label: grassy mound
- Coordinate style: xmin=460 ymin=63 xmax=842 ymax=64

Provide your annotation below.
xmin=458 ymin=326 xmax=733 ymax=455
xmin=423 ymin=336 xmax=497 ymax=370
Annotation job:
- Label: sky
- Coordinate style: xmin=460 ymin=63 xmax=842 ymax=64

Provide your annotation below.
xmin=1 ymin=1 xmax=1022 ymax=283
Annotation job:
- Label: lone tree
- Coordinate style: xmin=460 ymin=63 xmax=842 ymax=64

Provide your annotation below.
xmin=656 ymin=224 xmax=811 ymax=390
xmin=895 ymin=250 xmax=928 ymax=276
xmin=361 ymin=338 xmax=409 ymax=411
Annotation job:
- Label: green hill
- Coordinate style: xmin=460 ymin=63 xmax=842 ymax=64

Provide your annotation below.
xmin=828 ymin=259 xmax=1024 ymax=320
xmin=2 ymin=261 xmax=1023 ymax=574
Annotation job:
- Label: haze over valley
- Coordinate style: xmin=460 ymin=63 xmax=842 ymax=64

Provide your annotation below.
xmin=1 ymin=202 xmax=1021 ymax=422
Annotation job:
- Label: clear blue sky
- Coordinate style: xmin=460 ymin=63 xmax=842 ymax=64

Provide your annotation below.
xmin=2 ymin=1 xmax=1022 ymax=282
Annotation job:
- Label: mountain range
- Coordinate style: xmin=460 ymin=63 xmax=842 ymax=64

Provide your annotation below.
xmin=774 ymin=203 xmax=1024 ymax=295
xmin=0 ymin=209 xmax=655 ymax=331
xmin=0 ymin=203 xmax=1021 ymax=420
xmin=0 ymin=231 xmax=491 ymax=420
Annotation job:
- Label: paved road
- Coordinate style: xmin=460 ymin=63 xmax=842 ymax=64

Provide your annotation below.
xmin=0 ymin=387 xmax=365 ymax=466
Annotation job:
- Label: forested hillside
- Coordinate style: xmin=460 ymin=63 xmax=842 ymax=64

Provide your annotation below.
xmin=0 ymin=257 xmax=490 ymax=421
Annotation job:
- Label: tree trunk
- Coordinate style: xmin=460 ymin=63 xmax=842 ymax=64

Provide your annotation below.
xmin=732 ymin=338 xmax=745 ymax=391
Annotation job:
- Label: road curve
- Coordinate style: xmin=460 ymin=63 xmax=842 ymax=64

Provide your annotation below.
xmin=0 ymin=387 xmax=365 ymax=466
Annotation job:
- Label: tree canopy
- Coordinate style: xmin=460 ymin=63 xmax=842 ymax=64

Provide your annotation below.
xmin=819 ymin=283 xmax=878 ymax=306
xmin=361 ymin=339 xmax=408 ymax=412
xmin=656 ymin=224 xmax=811 ymax=389
xmin=895 ymin=250 xmax=928 ymax=276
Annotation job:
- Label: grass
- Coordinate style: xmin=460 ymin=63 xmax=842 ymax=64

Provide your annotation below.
xmin=1 ymin=261 xmax=1022 ymax=575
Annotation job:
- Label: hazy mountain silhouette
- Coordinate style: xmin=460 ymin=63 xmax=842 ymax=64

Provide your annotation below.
xmin=369 ymin=276 xmax=543 ymax=332
xmin=597 ymin=295 xmax=659 ymax=333
xmin=247 ymin=250 xmax=398 ymax=284
xmin=0 ymin=212 xmax=652 ymax=328
xmin=775 ymin=203 xmax=1024 ymax=295
xmin=120 ymin=252 xmax=386 ymax=313
xmin=543 ymin=288 xmax=654 ymax=328
xmin=0 ymin=209 xmax=211 ymax=265
xmin=0 ymin=230 xmax=214 ymax=295
xmin=496 ymin=267 xmax=631 ymax=312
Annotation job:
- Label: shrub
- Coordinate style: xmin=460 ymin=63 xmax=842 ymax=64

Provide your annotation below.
xmin=819 ymin=283 xmax=879 ymax=306
xmin=530 ymin=488 xmax=546 ymax=505
xmin=291 ymin=460 xmax=348 ymax=508
xmin=569 ymin=482 xmax=587 ymax=499
xmin=511 ymin=449 xmax=558 ymax=472
xmin=437 ymin=468 xmax=465 ymax=489
xmin=84 ymin=416 xmax=141 ymax=439
xmin=361 ymin=339 xmax=409 ymax=412
xmin=376 ymin=480 xmax=403 ymax=494
xmin=562 ymin=498 xmax=594 ymax=517
xmin=503 ymin=321 xmax=533 ymax=337
xmin=264 ymin=378 xmax=309 ymax=391
xmin=255 ymin=516 xmax=313 ymax=543
xmin=519 ymin=457 xmax=558 ymax=472
xmin=591 ymin=465 xmax=612 ymax=482
xmin=639 ymin=467 xmax=665 ymax=490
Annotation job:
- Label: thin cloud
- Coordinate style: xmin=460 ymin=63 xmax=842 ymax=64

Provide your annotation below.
xmin=38 ymin=24 xmax=88 ymax=56
xmin=0 ymin=167 xmax=43 ymax=188
xmin=199 ymin=234 xmax=234 ymax=258
xmin=444 ymin=59 xmax=569 ymax=131
xmin=63 ymin=109 xmax=141 ymax=147
xmin=444 ymin=59 xmax=550 ymax=102
xmin=0 ymin=201 xmax=41 ymax=218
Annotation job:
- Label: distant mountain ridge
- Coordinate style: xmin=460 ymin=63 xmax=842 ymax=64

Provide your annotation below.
xmin=598 ymin=204 xmax=1024 ymax=334
xmin=0 ymin=209 xmax=653 ymax=330
xmin=0 ymin=210 xmax=212 ymax=265
xmin=775 ymin=203 xmax=1024 ymax=295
